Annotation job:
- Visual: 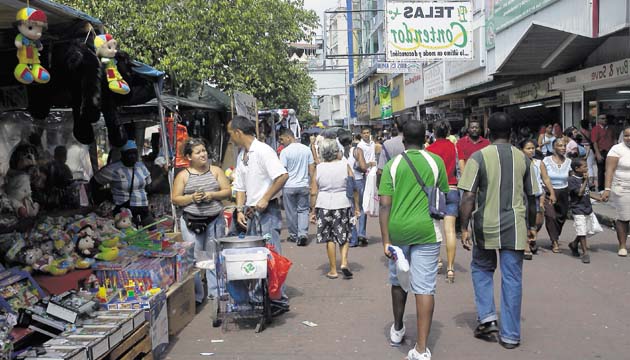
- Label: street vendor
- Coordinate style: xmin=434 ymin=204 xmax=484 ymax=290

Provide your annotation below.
xmin=92 ymin=140 xmax=154 ymax=226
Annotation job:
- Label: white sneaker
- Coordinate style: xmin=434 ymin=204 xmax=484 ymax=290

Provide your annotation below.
xmin=407 ymin=346 xmax=431 ymax=360
xmin=390 ymin=323 xmax=405 ymax=345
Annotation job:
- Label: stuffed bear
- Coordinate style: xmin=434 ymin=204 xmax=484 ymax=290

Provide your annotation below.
xmin=5 ymin=173 xmax=39 ymax=218
xmin=14 ymin=7 xmax=50 ymax=85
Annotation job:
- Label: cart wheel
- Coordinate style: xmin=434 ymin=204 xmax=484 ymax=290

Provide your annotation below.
xmin=262 ymin=279 xmax=272 ymax=324
xmin=212 ymin=319 xmax=222 ymax=328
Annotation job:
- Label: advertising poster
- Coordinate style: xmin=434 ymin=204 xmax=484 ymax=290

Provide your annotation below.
xmin=379 ymin=86 xmax=393 ymax=119
xmin=385 ymin=1 xmax=473 ymax=61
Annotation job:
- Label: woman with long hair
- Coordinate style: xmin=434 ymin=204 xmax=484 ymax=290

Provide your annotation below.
xmin=537 ymin=124 xmax=556 ymax=156
xmin=171 ymin=138 xmax=232 ymax=303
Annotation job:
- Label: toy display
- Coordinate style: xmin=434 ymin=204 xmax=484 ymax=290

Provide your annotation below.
xmin=13 ymin=7 xmax=50 ymax=85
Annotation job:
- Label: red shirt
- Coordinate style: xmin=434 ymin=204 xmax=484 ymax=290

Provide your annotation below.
xmin=427 ymin=138 xmax=458 ymax=185
xmin=456 ymin=135 xmax=490 ymax=162
xmin=591 ymin=124 xmax=615 ymax=152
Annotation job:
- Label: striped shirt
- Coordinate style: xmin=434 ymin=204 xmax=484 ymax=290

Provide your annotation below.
xmin=181 ymin=168 xmax=223 ymax=217
xmin=458 ymin=144 xmax=539 ymax=250
xmin=94 ymin=161 xmax=151 ymax=207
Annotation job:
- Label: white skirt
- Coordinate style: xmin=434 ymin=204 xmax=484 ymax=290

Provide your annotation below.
xmin=612 ymin=188 xmax=630 ymax=221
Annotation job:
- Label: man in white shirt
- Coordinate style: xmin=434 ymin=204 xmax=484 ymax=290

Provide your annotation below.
xmin=230 ymin=116 xmax=289 ymax=253
xmin=355 ymin=127 xmax=376 ymax=245
xmin=278 ymin=128 xmax=315 ymax=246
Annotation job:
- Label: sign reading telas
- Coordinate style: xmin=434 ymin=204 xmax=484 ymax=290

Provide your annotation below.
xmin=386 ymin=1 xmax=473 ymax=62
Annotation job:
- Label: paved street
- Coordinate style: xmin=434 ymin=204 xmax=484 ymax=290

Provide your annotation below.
xmin=166 ymin=216 xmax=630 ymax=360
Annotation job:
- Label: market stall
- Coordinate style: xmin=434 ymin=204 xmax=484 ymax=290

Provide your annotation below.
xmin=0 ymin=2 xmax=199 ymax=359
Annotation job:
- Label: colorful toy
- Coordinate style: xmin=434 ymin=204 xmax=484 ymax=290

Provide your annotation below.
xmin=94 ymin=245 xmax=119 ymax=261
xmin=13 ymin=7 xmax=50 ymax=84
xmin=94 ymin=34 xmax=130 ymax=95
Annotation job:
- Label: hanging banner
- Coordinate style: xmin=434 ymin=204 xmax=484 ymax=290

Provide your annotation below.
xmin=385 ymin=1 xmax=473 ymax=62
xmin=233 ymin=91 xmax=257 ymax=122
xmin=485 ymin=0 xmax=559 ymax=49
xmin=379 ymin=86 xmax=393 ymax=119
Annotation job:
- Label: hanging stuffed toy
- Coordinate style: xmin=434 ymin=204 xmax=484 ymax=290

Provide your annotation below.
xmin=94 ymin=34 xmax=130 ymax=95
xmin=14 ymin=7 xmax=50 ymax=85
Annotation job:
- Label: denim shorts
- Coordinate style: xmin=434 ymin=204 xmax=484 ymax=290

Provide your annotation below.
xmin=445 ymin=189 xmax=460 ymax=217
xmin=388 ymin=242 xmax=441 ymax=295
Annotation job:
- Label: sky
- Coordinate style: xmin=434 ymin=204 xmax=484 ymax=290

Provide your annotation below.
xmin=304 ymin=0 xmax=342 ymax=34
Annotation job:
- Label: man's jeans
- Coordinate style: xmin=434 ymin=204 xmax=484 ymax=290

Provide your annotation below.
xmin=246 ymin=200 xmax=288 ymax=305
xmin=350 ymin=177 xmax=366 ymax=246
xmin=471 ymin=246 xmax=524 ymax=344
xmin=282 ymin=187 xmax=310 ymax=239
xmin=180 ymin=214 xmax=225 ymax=303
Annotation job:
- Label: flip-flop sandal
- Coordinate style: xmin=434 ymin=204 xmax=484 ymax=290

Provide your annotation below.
xmin=340 ymin=268 xmax=353 ymax=279
xmin=326 ymin=273 xmax=339 ymax=279
xmin=524 ymin=252 xmax=533 ymax=260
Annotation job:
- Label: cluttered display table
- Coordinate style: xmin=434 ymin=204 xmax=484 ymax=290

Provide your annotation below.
xmin=0 ymin=212 xmax=197 ymax=360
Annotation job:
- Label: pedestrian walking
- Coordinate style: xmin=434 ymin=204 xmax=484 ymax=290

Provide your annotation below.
xmin=356 ymin=127 xmax=377 ymax=245
xmin=379 ymin=120 xmax=449 ymax=360
xmin=456 ymin=120 xmax=490 ymax=174
xmin=519 ymin=139 xmax=556 ymax=259
xmin=348 ymin=134 xmax=369 ymax=247
xmin=278 ymin=128 xmax=315 ymax=246
xmin=377 ymin=117 xmax=405 ymax=182
xmin=171 ymin=138 xmax=231 ymax=302
xmin=459 ymin=112 xmax=538 ymax=350
xmin=310 ymin=139 xmax=360 ymax=279
xmin=426 ymin=120 xmax=459 ymax=282
xmin=542 ymin=138 xmax=571 ymax=253
xmin=601 ymin=125 xmax=630 ymax=256
xmin=567 ymin=158 xmax=602 ymax=264
xmin=592 ymin=114 xmax=616 ymax=190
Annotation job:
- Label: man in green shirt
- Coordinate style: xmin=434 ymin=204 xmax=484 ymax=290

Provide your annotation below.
xmin=459 ymin=112 xmax=538 ymax=350
xmin=379 ymin=120 xmax=449 ymax=360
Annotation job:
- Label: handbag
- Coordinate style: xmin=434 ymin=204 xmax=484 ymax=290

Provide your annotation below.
xmin=183 ymin=212 xmax=217 ymax=234
xmin=401 ymin=151 xmax=447 ymax=220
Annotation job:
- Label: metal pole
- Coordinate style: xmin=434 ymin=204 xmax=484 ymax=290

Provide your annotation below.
xmin=322 ymin=12 xmax=327 ymax=70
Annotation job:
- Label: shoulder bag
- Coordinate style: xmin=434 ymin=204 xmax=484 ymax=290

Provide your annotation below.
xmin=401 ymin=151 xmax=447 ymax=220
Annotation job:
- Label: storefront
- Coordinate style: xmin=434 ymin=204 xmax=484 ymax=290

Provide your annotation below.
xmin=495 ymin=80 xmax=562 ymax=133
xmin=550 ymin=58 xmax=630 ymax=130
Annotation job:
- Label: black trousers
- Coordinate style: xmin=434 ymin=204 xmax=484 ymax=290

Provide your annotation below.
xmin=597 ymin=150 xmax=608 ymax=191
xmin=544 ymin=188 xmax=569 ymax=243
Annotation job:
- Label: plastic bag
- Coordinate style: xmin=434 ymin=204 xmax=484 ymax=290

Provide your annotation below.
xmin=388 ymin=245 xmax=410 ymax=292
xmin=363 ymin=167 xmax=379 ymax=217
xmin=587 ymin=212 xmax=603 ymax=236
xmin=266 ymin=244 xmax=292 ymax=300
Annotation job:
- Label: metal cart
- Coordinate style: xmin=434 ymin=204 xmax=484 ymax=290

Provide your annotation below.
xmin=209 ymin=235 xmax=272 ymax=333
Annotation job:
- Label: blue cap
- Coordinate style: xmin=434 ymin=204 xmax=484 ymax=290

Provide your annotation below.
xmin=121 ymin=140 xmax=137 ymax=151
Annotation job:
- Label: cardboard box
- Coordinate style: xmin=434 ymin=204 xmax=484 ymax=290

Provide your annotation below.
xmin=166 ymin=270 xmax=196 ymax=336
xmin=26 ymin=346 xmax=88 ymax=360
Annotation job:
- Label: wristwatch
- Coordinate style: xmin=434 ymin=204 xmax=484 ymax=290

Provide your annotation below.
xmin=235 ymin=205 xmax=245 ymax=213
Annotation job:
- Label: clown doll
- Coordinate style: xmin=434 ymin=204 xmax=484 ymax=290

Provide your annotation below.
xmin=94 ymin=34 xmax=130 ymax=95
xmin=14 ymin=7 xmax=50 ymax=85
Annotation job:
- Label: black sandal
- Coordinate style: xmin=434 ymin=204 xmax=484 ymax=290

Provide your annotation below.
xmin=340 ymin=267 xmax=353 ymax=279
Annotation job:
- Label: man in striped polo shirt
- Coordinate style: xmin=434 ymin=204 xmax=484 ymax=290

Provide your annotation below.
xmin=458 ymin=112 xmax=539 ymax=350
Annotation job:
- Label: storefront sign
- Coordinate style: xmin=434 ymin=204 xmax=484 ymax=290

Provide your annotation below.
xmin=356 ymin=93 xmax=370 ymax=122
xmin=0 ymin=86 xmax=28 ymax=111
xmin=549 ymin=58 xmax=630 ymax=90
xmin=450 ymin=98 xmax=465 ymax=109
xmin=377 ymin=62 xmax=423 ymax=73
xmin=233 ymin=91 xmax=257 ymax=122
xmin=424 ymin=63 xmax=445 ymax=100
xmin=404 ymin=73 xmax=424 ymax=109
xmin=485 ymin=0 xmax=559 ymax=49
xmin=477 ymin=96 xmax=498 ymax=107
xmin=497 ymin=80 xmax=559 ymax=106
xmin=385 ymin=1 xmax=473 ymax=61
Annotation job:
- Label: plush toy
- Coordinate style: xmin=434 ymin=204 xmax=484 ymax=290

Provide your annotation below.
xmin=14 ymin=7 xmax=50 ymax=85
xmin=75 ymin=226 xmax=99 ymax=258
xmin=114 ymin=208 xmax=135 ymax=235
xmin=94 ymin=34 xmax=130 ymax=95
xmin=5 ymin=173 xmax=39 ymax=218
xmin=19 ymin=246 xmax=44 ymax=273
xmin=94 ymin=245 xmax=119 ymax=261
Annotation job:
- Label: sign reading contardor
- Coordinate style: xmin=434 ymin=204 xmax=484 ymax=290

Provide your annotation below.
xmin=385 ymin=1 xmax=473 ymax=62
